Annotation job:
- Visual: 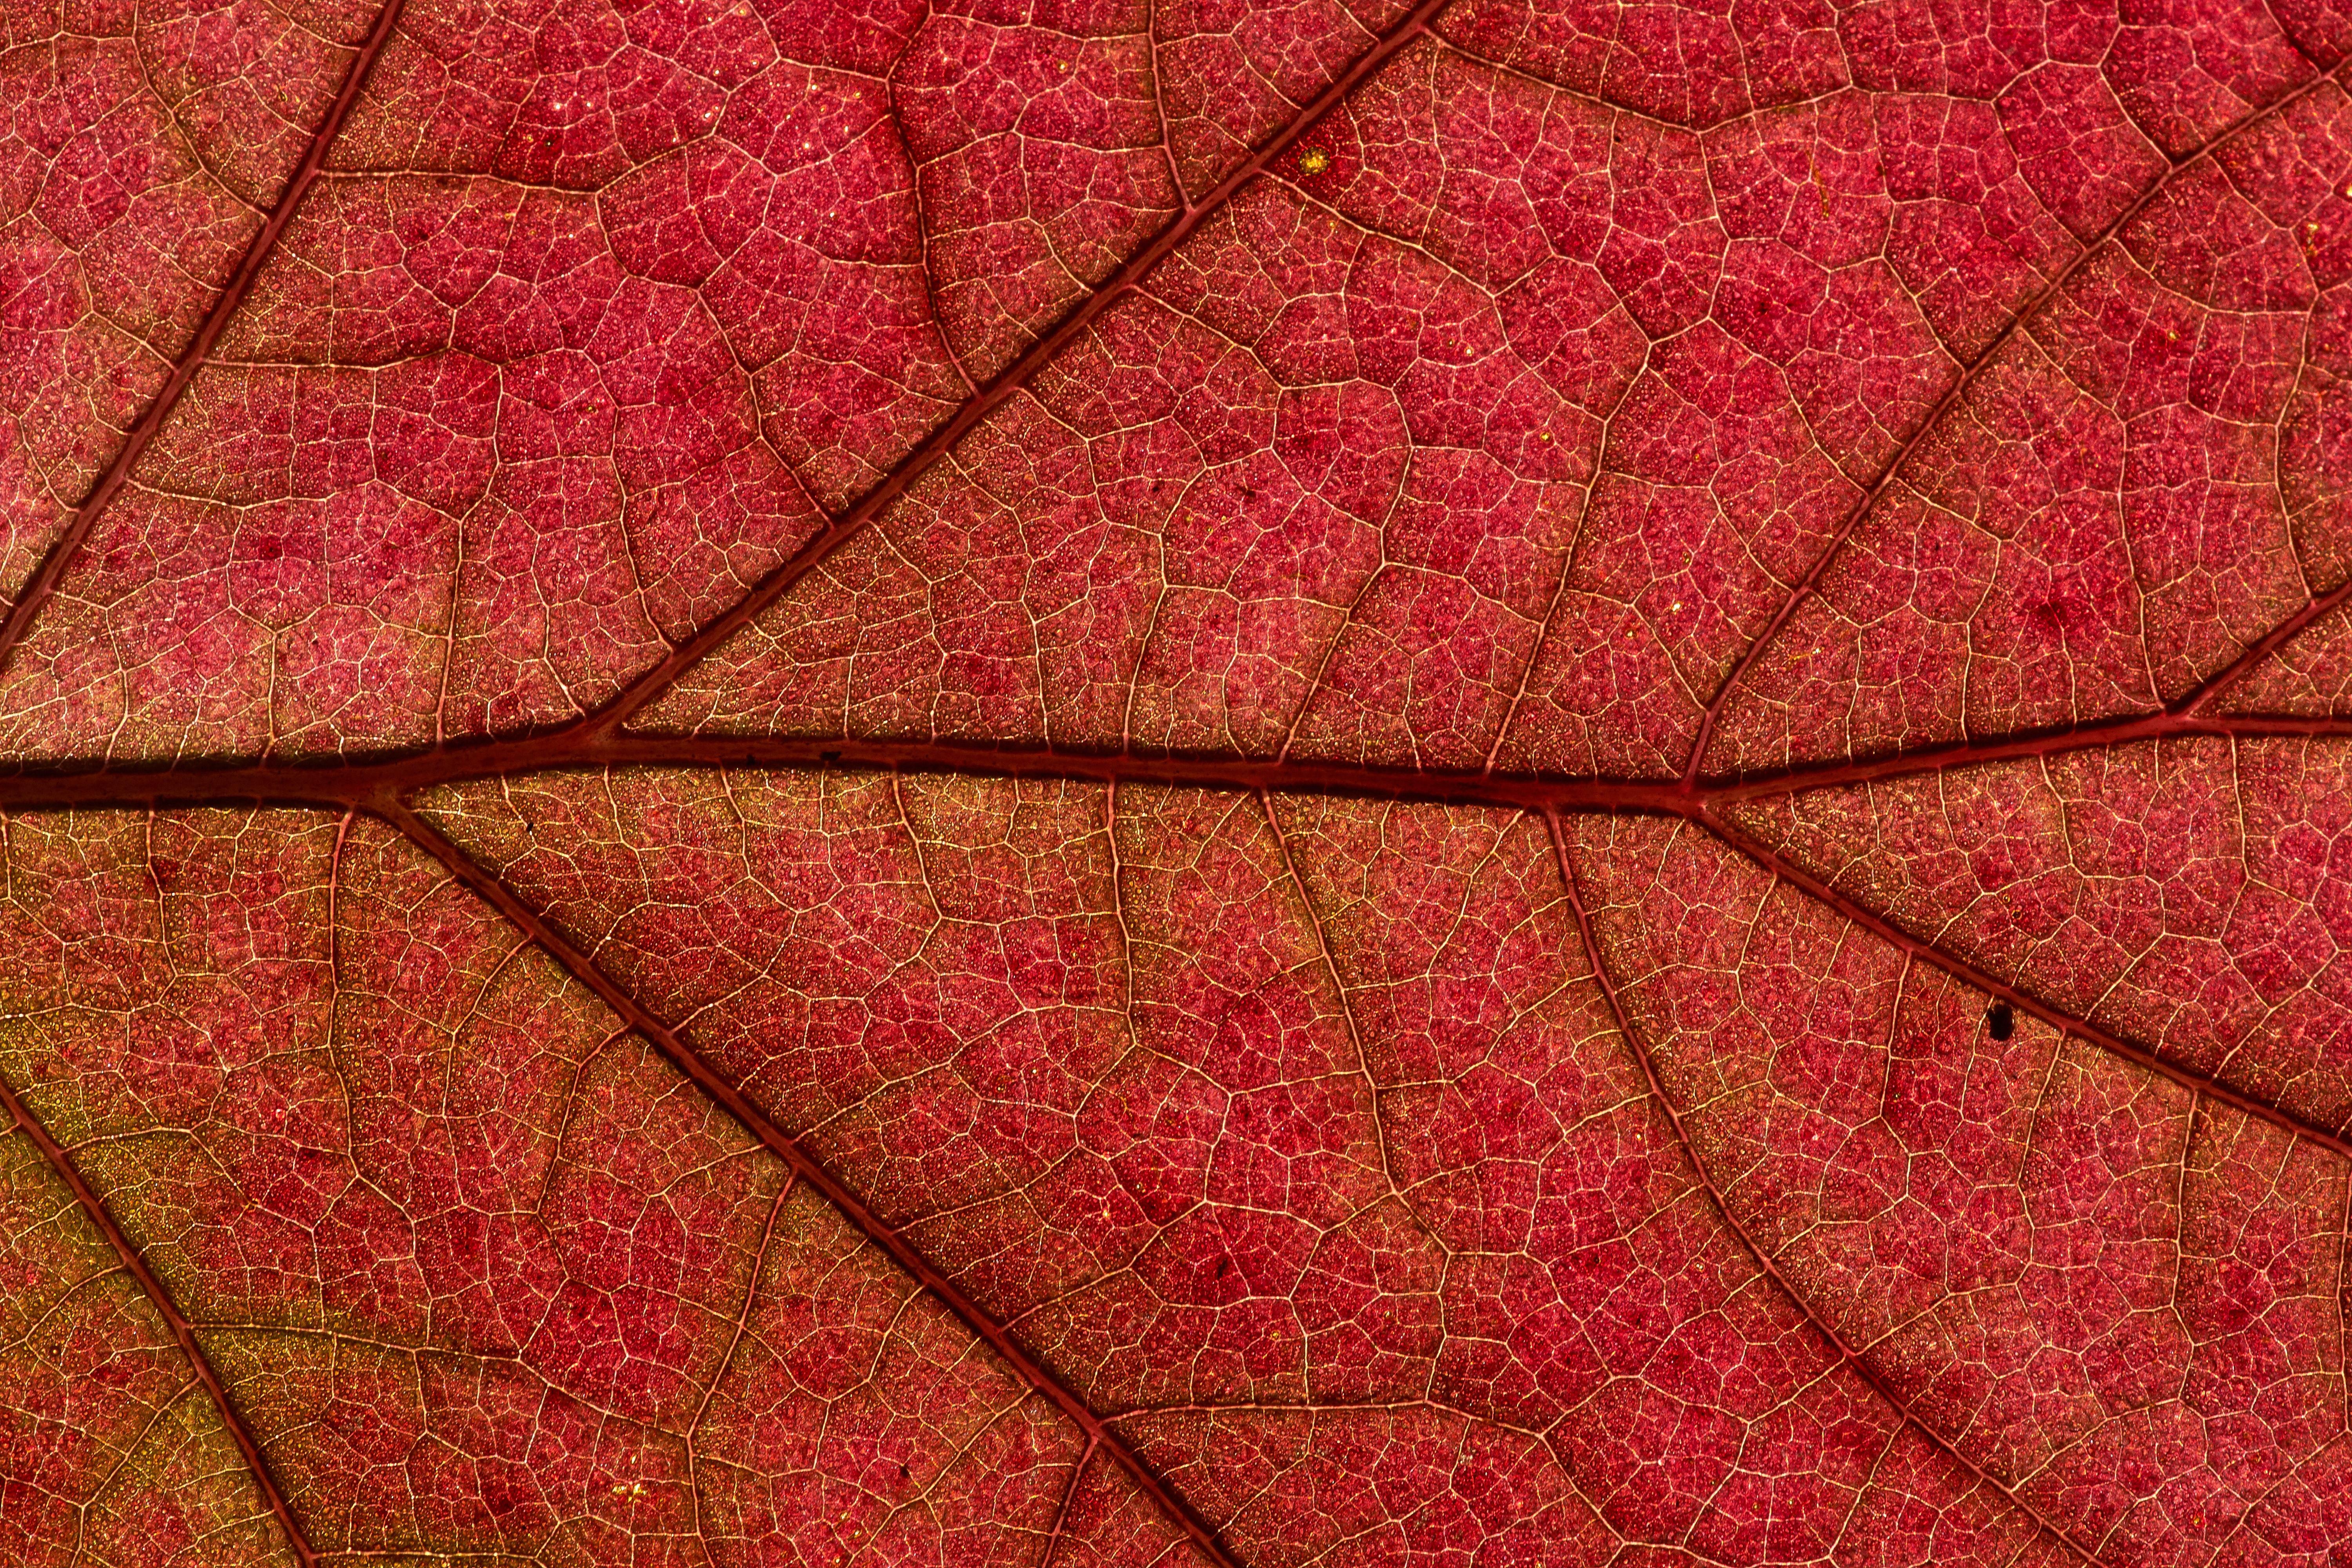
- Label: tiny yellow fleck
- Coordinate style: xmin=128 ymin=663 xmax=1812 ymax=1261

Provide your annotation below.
xmin=1299 ymin=148 xmax=1331 ymax=176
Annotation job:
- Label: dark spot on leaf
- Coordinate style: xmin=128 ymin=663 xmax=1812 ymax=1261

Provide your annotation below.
xmin=1986 ymin=1002 xmax=2014 ymax=1041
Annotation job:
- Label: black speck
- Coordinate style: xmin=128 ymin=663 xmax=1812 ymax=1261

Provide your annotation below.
xmin=1986 ymin=1002 xmax=2014 ymax=1041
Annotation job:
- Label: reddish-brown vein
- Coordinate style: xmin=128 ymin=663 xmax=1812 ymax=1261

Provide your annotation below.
xmin=1678 ymin=60 xmax=2350 ymax=787
xmin=886 ymin=60 xmax=981 ymax=401
xmin=583 ymin=0 xmax=1457 ymax=737
xmin=685 ymin=1174 xmax=793 ymax=1567
xmin=1699 ymin=706 xmax=2352 ymax=802
xmin=2 ymin=709 xmax=2348 ymax=813
xmin=1038 ymin=1436 xmax=1099 ymax=1568
xmin=375 ymin=799 xmax=1246 ymax=1568
xmin=75 ymin=1375 xmax=204 ymax=1557
xmin=1693 ymin=803 xmax=2352 ymax=1166
xmin=1488 ymin=329 xmax=1655 ymax=774
xmin=2178 ymin=576 xmax=2352 ymax=716
xmin=1258 ymin=788 xmax=1454 ymax=1274
xmin=0 ymin=0 xmax=413 ymax=682
xmin=1539 ymin=809 xmax=2107 ymax=1566
xmin=2341 ymin=1173 xmax=2352 ymax=1436
xmin=1681 ymin=559 xmax=2352 ymax=802
xmin=1140 ymin=0 xmax=1189 ymax=208
xmin=0 ymin=1079 xmax=322 ymax=1568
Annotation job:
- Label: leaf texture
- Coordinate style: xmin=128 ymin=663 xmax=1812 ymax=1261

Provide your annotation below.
xmin=11 ymin=0 xmax=2352 ymax=1565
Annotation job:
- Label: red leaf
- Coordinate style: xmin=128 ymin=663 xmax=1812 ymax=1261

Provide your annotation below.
xmin=7 ymin=2 xmax=2352 ymax=1564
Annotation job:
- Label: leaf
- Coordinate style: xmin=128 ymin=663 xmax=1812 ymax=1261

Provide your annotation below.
xmin=6 ymin=1 xmax=2352 ymax=1565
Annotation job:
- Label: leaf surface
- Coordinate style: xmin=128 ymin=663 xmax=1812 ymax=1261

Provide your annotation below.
xmin=9 ymin=2 xmax=2352 ymax=1565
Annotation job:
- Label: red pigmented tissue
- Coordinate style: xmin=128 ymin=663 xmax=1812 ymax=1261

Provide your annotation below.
xmin=15 ymin=0 xmax=2352 ymax=1564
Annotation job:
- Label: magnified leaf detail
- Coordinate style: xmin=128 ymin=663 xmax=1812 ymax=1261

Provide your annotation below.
xmin=7 ymin=1 xmax=2352 ymax=1565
